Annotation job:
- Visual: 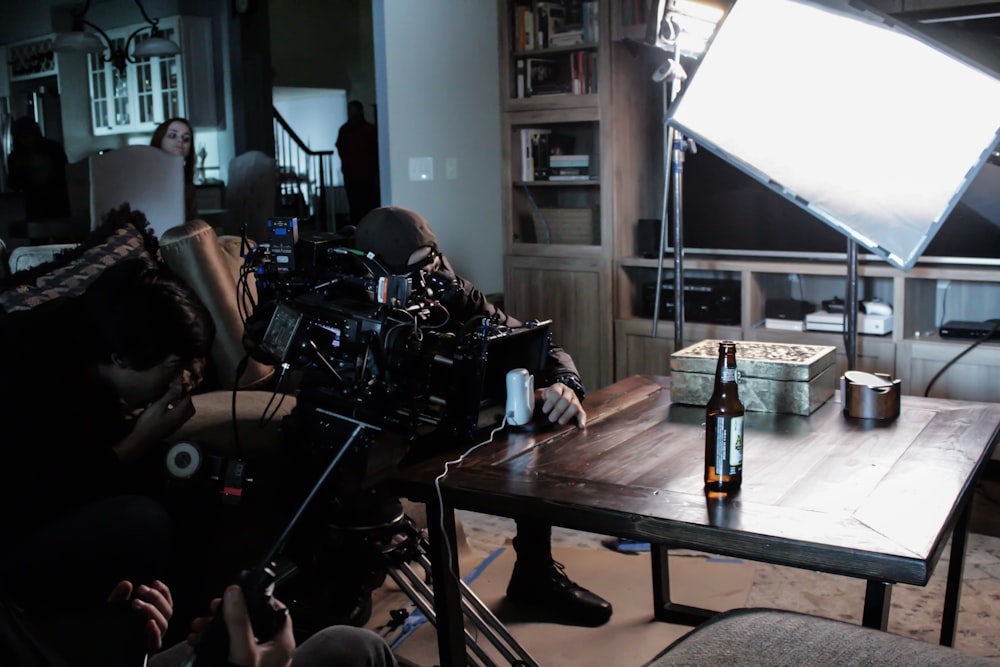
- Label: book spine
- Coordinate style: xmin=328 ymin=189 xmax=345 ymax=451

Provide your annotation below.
xmin=516 ymin=59 xmax=526 ymax=99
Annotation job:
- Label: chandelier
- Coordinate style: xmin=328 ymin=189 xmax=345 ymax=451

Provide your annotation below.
xmin=53 ymin=0 xmax=182 ymax=74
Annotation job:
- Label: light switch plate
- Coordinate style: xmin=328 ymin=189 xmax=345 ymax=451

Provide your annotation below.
xmin=446 ymin=158 xmax=458 ymax=180
xmin=409 ymin=157 xmax=434 ymax=181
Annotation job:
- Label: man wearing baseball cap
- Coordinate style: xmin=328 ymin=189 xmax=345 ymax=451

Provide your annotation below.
xmin=354 ymin=206 xmax=611 ymax=627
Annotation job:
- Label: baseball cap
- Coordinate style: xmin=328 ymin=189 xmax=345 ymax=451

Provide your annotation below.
xmin=354 ymin=206 xmax=439 ymax=272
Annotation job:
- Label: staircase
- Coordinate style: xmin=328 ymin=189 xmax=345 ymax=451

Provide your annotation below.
xmin=272 ymin=108 xmax=344 ymax=231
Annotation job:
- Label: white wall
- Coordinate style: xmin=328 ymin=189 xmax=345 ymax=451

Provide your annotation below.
xmin=373 ymin=0 xmax=504 ymax=295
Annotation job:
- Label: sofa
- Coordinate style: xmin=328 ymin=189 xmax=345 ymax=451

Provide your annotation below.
xmin=0 ymin=213 xmax=295 ymax=460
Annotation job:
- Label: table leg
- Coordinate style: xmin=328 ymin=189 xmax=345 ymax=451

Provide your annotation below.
xmin=940 ymin=501 xmax=971 ymax=647
xmin=862 ymin=580 xmax=892 ymax=630
xmin=650 ymin=544 xmax=716 ymax=626
xmin=425 ymin=496 xmax=467 ymax=667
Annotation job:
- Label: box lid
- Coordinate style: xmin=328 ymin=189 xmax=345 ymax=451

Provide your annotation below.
xmin=670 ymin=339 xmax=836 ymax=382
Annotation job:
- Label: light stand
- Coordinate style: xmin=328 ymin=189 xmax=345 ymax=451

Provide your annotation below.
xmin=651 ymin=63 xmax=690 ymax=350
xmin=645 ymin=0 xmax=723 ymax=349
xmin=845 ymin=239 xmax=859 ymax=370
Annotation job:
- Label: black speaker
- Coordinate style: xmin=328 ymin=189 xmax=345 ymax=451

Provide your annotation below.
xmin=641 ymin=278 xmax=741 ymax=325
xmin=635 ymin=218 xmax=664 ymax=258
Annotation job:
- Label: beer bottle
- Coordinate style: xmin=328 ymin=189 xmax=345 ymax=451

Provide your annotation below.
xmin=704 ymin=340 xmax=744 ymax=495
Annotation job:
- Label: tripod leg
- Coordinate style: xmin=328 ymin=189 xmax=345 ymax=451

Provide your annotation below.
xmin=379 ymin=516 xmax=538 ymax=666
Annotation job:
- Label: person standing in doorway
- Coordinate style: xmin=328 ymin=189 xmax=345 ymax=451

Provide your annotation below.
xmin=335 ymin=101 xmax=380 ymax=226
xmin=7 ymin=116 xmax=71 ymax=221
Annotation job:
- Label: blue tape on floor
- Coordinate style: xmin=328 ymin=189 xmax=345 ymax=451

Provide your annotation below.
xmin=602 ymin=537 xmax=651 ymax=552
xmin=391 ymin=546 xmax=507 ymax=650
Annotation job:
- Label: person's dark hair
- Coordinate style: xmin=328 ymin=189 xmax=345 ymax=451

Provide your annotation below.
xmin=80 ymin=259 xmax=215 ymax=370
xmin=150 ymin=117 xmax=195 ymax=185
xmin=348 ymin=100 xmax=364 ymax=114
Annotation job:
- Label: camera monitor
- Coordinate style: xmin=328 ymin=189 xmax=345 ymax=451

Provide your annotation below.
xmin=461 ymin=321 xmax=553 ymax=435
xmin=260 ymin=302 xmax=303 ymax=363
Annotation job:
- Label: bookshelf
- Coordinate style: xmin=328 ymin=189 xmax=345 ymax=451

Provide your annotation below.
xmin=499 ymin=0 xmax=617 ymax=390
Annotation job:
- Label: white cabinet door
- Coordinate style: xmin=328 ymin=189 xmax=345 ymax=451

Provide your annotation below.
xmin=89 ymin=16 xmax=215 ymax=135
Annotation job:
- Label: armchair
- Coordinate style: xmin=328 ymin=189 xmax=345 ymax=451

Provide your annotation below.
xmin=90 ymin=146 xmax=185 ymax=237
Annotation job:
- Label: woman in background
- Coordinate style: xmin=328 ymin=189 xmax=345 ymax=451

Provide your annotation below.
xmin=151 ymin=117 xmax=198 ymax=222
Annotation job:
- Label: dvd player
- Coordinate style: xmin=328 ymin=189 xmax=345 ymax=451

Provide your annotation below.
xmin=804 ymin=310 xmax=893 ymax=335
xmin=939 ymin=320 xmax=1000 ymax=340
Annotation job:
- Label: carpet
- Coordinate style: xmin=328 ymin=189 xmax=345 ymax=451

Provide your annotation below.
xmin=365 ymin=509 xmax=1000 ymax=664
xmin=366 ymin=545 xmax=756 ymax=667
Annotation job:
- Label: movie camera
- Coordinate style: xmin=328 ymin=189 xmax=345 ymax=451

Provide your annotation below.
xmin=241 ymin=225 xmax=552 ymax=454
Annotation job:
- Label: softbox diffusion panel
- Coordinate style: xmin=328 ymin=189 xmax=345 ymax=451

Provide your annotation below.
xmin=667 ymin=0 xmax=1000 ymax=271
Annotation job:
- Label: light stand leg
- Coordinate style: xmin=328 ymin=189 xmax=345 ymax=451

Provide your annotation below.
xmin=652 ymin=66 xmax=686 ymax=353
xmin=845 ymin=239 xmax=859 ymax=371
xmin=652 ymin=81 xmax=674 ymax=339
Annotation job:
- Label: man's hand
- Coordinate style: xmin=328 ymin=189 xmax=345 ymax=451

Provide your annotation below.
xmin=536 ymin=383 xmax=587 ymax=428
xmin=183 ymin=357 xmax=206 ymax=394
xmin=114 ymin=380 xmax=195 ymax=462
xmin=188 ymin=586 xmax=295 ymax=667
xmin=107 ymin=579 xmax=173 ymax=653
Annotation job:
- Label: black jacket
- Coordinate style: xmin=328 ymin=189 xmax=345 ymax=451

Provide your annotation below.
xmin=425 ymin=254 xmax=585 ymax=401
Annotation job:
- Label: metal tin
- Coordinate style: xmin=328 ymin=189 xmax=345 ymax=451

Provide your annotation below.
xmin=670 ymin=339 xmax=837 ymax=415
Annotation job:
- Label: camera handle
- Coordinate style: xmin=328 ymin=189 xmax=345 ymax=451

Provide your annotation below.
xmin=185 ymin=419 xmax=376 ymax=666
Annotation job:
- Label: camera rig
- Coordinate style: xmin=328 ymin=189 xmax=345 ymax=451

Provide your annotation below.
xmin=243 ymin=230 xmax=552 ymax=455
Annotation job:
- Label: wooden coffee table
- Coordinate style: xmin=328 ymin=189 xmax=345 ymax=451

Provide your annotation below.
xmin=387 ymin=375 xmax=1000 ymax=667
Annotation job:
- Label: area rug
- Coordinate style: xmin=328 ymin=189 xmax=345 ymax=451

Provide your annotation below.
xmin=744 ymin=532 xmax=1000 ymax=658
xmin=377 ymin=510 xmax=1000 ymax=663
xmin=366 ymin=543 xmax=757 ymax=667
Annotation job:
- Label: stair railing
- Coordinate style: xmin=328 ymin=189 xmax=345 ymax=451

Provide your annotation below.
xmin=272 ymin=107 xmax=336 ymax=231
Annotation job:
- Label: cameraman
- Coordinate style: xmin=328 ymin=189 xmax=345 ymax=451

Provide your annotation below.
xmin=0 ymin=246 xmax=213 ymax=658
xmin=353 ymin=206 xmax=612 ymax=627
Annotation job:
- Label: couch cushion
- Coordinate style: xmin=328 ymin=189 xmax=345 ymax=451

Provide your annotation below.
xmin=0 ymin=207 xmax=159 ymax=313
xmin=159 ymin=219 xmax=273 ymax=389
xmin=644 ymin=607 xmax=1000 ymax=667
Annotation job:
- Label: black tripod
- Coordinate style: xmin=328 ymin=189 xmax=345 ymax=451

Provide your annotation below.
xmin=335 ymin=509 xmax=537 ymax=667
xmin=261 ymin=409 xmax=539 ymax=667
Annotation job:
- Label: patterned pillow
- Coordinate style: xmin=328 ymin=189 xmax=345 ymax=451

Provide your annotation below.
xmin=0 ymin=205 xmax=161 ymax=313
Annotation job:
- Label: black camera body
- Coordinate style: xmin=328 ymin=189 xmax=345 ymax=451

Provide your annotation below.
xmin=243 ymin=233 xmax=551 ymax=459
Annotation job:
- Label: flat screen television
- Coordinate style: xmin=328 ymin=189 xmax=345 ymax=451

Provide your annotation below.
xmin=657 ymin=148 xmax=1000 ymax=266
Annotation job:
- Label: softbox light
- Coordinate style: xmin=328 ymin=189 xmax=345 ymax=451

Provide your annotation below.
xmin=667 ymin=0 xmax=1000 ymax=271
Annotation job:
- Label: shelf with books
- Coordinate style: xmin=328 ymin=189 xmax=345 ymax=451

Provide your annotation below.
xmin=510 ymin=120 xmax=599 ymax=184
xmin=511 ymin=0 xmax=600 ymax=52
xmin=499 ymin=0 xmax=615 ymax=390
xmin=512 ymin=48 xmax=599 ymax=99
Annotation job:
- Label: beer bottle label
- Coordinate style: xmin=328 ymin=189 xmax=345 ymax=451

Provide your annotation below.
xmin=712 ymin=415 xmax=744 ymax=474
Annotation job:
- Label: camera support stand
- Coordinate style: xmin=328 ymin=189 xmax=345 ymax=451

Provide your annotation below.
xmin=357 ymin=513 xmax=537 ymax=667
xmin=286 ymin=408 xmax=537 ymax=667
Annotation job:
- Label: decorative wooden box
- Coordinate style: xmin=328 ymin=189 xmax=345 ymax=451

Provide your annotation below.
xmin=670 ymin=339 xmax=837 ymax=415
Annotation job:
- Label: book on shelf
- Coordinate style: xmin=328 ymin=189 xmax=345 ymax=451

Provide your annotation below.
xmin=519 ymin=128 xmax=551 ymax=181
xmin=513 ymin=1 xmax=598 ymax=52
xmin=550 ymin=166 xmax=589 ymax=177
xmin=549 ymin=174 xmax=593 ymax=181
xmin=515 ymin=52 xmax=595 ymax=98
xmin=550 ymin=28 xmax=584 ymax=47
xmin=529 ymin=57 xmax=572 ymax=95
xmin=536 ymin=2 xmax=566 ymax=49
xmin=514 ymin=3 xmax=535 ymax=51
xmin=582 ymin=0 xmax=599 ymax=44
xmin=550 ymin=154 xmax=590 ymax=168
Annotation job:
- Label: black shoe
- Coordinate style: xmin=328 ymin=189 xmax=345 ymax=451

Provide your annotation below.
xmin=505 ymin=559 xmax=613 ymax=627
